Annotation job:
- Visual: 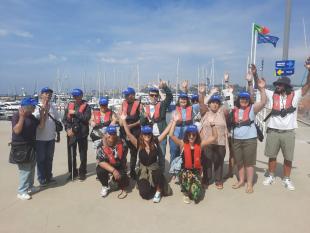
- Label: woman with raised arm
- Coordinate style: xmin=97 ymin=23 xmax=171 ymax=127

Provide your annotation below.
xmin=169 ymin=114 xmax=217 ymax=204
xmin=120 ymin=114 xmax=172 ymax=203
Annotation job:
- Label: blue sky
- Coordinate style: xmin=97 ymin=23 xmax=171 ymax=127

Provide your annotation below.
xmin=0 ymin=0 xmax=309 ymax=94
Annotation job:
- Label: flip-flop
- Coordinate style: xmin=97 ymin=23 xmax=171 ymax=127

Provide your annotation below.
xmin=232 ymin=182 xmax=245 ymax=189
xmin=117 ymin=190 xmax=128 ymax=199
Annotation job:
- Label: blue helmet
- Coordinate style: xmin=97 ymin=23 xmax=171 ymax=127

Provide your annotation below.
xmin=149 ymin=87 xmax=159 ymax=93
xmin=185 ymin=124 xmax=198 ymax=133
xmin=122 ymin=87 xmax=135 ymax=96
xmin=41 ymin=87 xmax=53 ymax=94
xmin=99 ymin=97 xmax=109 ymax=106
xmin=208 ymin=94 xmax=222 ymax=103
xmin=106 ymin=125 xmax=117 ymax=135
xmin=179 ymin=92 xmax=188 ymax=99
xmin=191 ymin=94 xmax=199 ymax=101
xmin=21 ymin=97 xmax=38 ymax=107
xmin=141 ymin=125 xmax=153 ymax=134
xmin=238 ymin=91 xmax=250 ymax=100
xmin=71 ymin=88 xmax=83 ymax=97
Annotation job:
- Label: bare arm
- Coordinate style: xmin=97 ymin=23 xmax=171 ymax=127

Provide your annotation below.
xmin=120 ymin=115 xmax=137 ymax=148
xmin=168 ymin=117 xmax=183 ymax=148
xmin=302 ymin=57 xmax=310 ymax=96
xmin=158 ymin=120 xmax=172 ymax=143
xmin=127 ymin=120 xmax=140 ymax=129
xmin=13 ymin=109 xmax=25 ymax=135
xmin=253 ymin=79 xmax=267 ymax=114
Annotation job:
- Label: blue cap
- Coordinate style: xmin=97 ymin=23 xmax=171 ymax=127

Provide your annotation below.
xmin=122 ymin=87 xmax=135 ymax=96
xmin=179 ymin=92 xmax=188 ymax=99
xmin=106 ymin=125 xmax=117 ymax=135
xmin=71 ymin=88 xmax=83 ymax=97
xmin=185 ymin=124 xmax=198 ymax=133
xmin=141 ymin=125 xmax=153 ymax=134
xmin=191 ymin=94 xmax=199 ymax=101
xmin=149 ymin=87 xmax=159 ymax=93
xmin=208 ymin=94 xmax=222 ymax=103
xmin=41 ymin=87 xmax=53 ymax=94
xmin=21 ymin=97 xmax=38 ymax=107
xmin=99 ymin=97 xmax=109 ymax=106
xmin=238 ymin=92 xmax=250 ymax=99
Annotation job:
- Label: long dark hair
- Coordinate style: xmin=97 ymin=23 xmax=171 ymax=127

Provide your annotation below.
xmin=138 ymin=134 xmax=157 ymax=151
xmin=234 ymin=97 xmax=254 ymax=108
xmin=176 ymin=98 xmax=191 ymax=107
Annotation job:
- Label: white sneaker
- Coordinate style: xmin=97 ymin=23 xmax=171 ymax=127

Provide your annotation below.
xmin=282 ymin=178 xmax=295 ymax=191
xmin=263 ymin=175 xmax=275 ymax=186
xmin=100 ymin=186 xmax=110 ymax=197
xmin=27 ymin=186 xmax=40 ymax=194
xmin=153 ymin=191 xmax=161 ymax=203
xmin=17 ymin=193 xmax=31 ymax=200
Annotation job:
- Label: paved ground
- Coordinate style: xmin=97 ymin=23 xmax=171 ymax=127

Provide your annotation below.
xmin=1 ymin=120 xmax=310 ymax=233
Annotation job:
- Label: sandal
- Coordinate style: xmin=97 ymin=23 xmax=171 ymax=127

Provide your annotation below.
xmin=183 ymin=195 xmax=191 ymax=204
xmin=215 ymin=183 xmax=223 ymax=190
xmin=117 ymin=190 xmax=127 ymax=199
xmin=232 ymin=182 xmax=245 ymax=189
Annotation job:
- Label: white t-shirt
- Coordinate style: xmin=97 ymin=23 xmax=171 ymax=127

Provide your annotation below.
xmin=149 ymin=105 xmax=160 ymax=136
xmin=34 ymin=102 xmax=60 ymax=141
xmin=266 ymin=89 xmax=302 ymax=130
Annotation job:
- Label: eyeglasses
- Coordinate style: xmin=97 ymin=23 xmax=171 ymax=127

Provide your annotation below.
xmin=149 ymin=94 xmax=158 ymax=98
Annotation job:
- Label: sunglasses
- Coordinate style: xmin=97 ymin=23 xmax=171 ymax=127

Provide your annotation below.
xmin=149 ymin=94 xmax=159 ymax=98
xmin=188 ymin=132 xmax=197 ymax=137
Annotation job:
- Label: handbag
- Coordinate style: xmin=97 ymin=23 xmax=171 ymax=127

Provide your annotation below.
xmin=255 ymin=123 xmax=264 ymax=142
xmin=9 ymin=141 xmax=36 ymax=163
xmin=48 ymin=112 xmax=63 ymax=132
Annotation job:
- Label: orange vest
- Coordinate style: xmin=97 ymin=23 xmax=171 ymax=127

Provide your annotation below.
xmin=102 ymin=142 xmax=124 ymax=165
xmin=145 ymin=102 xmax=161 ymax=122
xmin=67 ymin=101 xmax=87 ymax=121
xmin=272 ymin=91 xmax=295 ymax=114
xmin=122 ymin=100 xmax=140 ymax=117
xmin=232 ymin=105 xmax=253 ymax=128
xmin=184 ymin=143 xmax=201 ymax=170
xmin=176 ymin=106 xmax=192 ymax=126
xmin=93 ymin=109 xmax=112 ymax=126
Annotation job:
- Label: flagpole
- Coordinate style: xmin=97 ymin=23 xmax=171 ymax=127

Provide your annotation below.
xmin=250 ymin=23 xmax=255 ymax=64
xmin=303 ymin=18 xmax=308 ymax=50
xmin=253 ymin=30 xmax=258 ymax=65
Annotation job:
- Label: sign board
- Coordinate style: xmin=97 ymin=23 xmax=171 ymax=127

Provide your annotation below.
xmin=275 ymin=68 xmax=294 ymax=76
xmin=275 ymin=60 xmax=295 ymax=76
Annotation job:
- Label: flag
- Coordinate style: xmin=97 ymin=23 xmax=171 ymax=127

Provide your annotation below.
xmin=257 ymin=33 xmax=279 ymax=47
xmin=254 ymin=23 xmax=270 ymax=35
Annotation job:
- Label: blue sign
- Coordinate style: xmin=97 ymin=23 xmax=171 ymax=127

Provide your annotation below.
xmin=275 ymin=68 xmax=295 ymax=76
xmin=275 ymin=60 xmax=295 ymax=69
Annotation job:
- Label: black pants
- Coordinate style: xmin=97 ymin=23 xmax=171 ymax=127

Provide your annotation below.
xmin=137 ymin=169 xmax=164 ymax=200
xmin=67 ymin=136 xmax=88 ymax=175
xmin=202 ymin=144 xmax=226 ymax=184
xmin=96 ymin=165 xmax=129 ymax=189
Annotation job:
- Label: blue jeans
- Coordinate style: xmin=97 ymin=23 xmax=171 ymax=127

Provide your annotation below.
xmin=18 ymin=161 xmax=36 ymax=194
xmin=169 ymin=126 xmax=187 ymax=163
xmin=36 ymin=140 xmax=55 ymax=184
xmin=159 ymin=138 xmax=167 ymax=172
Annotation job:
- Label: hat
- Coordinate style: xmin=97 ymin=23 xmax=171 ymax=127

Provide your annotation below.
xmin=208 ymin=94 xmax=221 ymax=103
xmin=185 ymin=124 xmax=198 ymax=133
xmin=99 ymin=97 xmax=109 ymax=106
xmin=106 ymin=125 xmax=117 ymax=135
xmin=21 ymin=97 xmax=38 ymax=107
xmin=71 ymin=88 xmax=83 ymax=97
xmin=122 ymin=87 xmax=135 ymax=96
xmin=41 ymin=87 xmax=53 ymax=94
xmin=191 ymin=94 xmax=199 ymax=101
xmin=273 ymin=76 xmax=292 ymax=88
xmin=179 ymin=92 xmax=188 ymax=99
xmin=238 ymin=91 xmax=251 ymax=99
xmin=149 ymin=87 xmax=159 ymax=93
xmin=141 ymin=125 xmax=153 ymax=134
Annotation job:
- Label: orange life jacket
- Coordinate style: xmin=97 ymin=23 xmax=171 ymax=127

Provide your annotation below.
xmin=232 ymin=105 xmax=253 ymax=128
xmin=122 ymin=100 xmax=140 ymax=116
xmin=183 ymin=143 xmax=201 ymax=170
xmin=102 ymin=142 xmax=124 ymax=165
xmin=67 ymin=101 xmax=87 ymax=121
xmin=93 ymin=109 xmax=112 ymax=126
xmin=271 ymin=92 xmax=296 ymax=117
xmin=176 ymin=106 xmax=192 ymax=126
xmin=144 ymin=102 xmax=161 ymax=122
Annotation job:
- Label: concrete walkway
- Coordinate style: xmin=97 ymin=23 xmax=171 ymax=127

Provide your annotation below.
xmin=0 ymin=121 xmax=310 ymax=233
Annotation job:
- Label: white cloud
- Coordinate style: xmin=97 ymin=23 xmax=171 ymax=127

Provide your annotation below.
xmin=0 ymin=28 xmax=33 ymax=38
xmin=0 ymin=29 xmax=9 ymax=37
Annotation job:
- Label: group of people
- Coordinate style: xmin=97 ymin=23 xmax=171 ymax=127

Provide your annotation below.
xmin=10 ymin=58 xmax=310 ymax=204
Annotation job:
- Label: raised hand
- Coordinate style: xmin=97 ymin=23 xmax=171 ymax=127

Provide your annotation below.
xmin=172 ymin=112 xmax=180 ymax=122
xmin=250 ymin=64 xmax=257 ymax=76
xmin=257 ymin=78 xmax=266 ymax=89
xmin=304 ymin=57 xmax=310 ymax=71
xmin=245 ymin=71 xmax=253 ymax=82
xmin=18 ymin=107 xmax=26 ymax=118
xmin=198 ymin=84 xmax=206 ymax=94
xmin=224 ymin=73 xmax=229 ymax=82
xmin=181 ymin=80 xmax=189 ymax=90
xmin=158 ymin=80 xmax=167 ymax=89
